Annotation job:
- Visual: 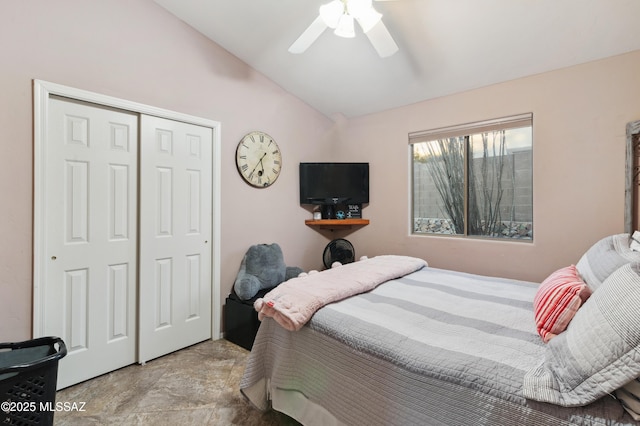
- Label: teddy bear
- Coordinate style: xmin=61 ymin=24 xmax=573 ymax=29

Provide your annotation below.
xmin=233 ymin=243 xmax=303 ymax=300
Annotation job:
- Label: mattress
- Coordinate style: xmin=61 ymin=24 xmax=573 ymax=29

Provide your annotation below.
xmin=240 ymin=267 xmax=635 ymax=425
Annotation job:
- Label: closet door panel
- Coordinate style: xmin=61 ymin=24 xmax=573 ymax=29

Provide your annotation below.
xmin=43 ymin=97 xmax=138 ymax=389
xmin=139 ymin=115 xmax=213 ymax=363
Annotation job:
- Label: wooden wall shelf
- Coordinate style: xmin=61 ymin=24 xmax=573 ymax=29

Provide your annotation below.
xmin=305 ymin=218 xmax=369 ymax=230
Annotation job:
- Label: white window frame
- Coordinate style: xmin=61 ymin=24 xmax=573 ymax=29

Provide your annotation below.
xmin=409 ymin=113 xmax=533 ymax=240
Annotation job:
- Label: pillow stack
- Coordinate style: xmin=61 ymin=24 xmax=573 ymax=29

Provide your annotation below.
xmin=524 ymin=262 xmax=640 ymax=406
xmin=524 ymin=233 xmax=640 ymax=412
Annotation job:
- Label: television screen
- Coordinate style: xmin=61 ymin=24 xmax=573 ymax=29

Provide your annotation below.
xmin=299 ymin=162 xmax=369 ymax=205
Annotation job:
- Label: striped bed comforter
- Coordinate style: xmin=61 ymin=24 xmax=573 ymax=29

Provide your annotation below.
xmin=240 ymin=267 xmax=634 ymax=425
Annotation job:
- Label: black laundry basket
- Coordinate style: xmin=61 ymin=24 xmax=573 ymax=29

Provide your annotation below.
xmin=0 ymin=337 xmax=67 ymax=426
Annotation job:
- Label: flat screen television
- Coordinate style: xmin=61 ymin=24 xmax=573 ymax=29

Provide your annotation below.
xmin=299 ymin=162 xmax=369 ymax=214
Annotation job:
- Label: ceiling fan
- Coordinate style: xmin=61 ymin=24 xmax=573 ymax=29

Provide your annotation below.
xmin=289 ymin=0 xmax=399 ymax=58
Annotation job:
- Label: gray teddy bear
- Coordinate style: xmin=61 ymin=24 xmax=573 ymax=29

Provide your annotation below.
xmin=233 ymin=243 xmax=303 ymax=300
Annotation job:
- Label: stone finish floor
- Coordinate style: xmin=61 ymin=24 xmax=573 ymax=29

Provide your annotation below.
xmin=54 ymin=339 xmax=299 ymax=425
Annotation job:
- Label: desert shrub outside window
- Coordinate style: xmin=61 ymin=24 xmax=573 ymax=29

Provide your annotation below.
xmin=410 ymin=113 xmax=533 ymax=240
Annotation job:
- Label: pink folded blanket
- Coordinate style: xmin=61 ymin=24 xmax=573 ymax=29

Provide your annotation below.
xmin=254 ymin=255 xmax=428 ymax=331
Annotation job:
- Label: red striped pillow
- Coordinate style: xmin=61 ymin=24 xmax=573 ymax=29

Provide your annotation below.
xmin=534 ymin=265 xmax=592 ymax=343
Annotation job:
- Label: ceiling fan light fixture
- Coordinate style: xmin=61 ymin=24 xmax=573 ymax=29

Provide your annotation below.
xmin=290 ymin=0 xmax=397 ymax=57
xmin=319 ymin=0 xmax=344 ymax=29
xmin=334 ymin=13 xmax=355 ymax=38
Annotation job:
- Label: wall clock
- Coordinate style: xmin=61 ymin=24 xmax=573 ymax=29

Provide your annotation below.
xmin=236 ymin=131 xmax=282 ymax=188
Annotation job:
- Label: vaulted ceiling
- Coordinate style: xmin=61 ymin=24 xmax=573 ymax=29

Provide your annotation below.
xmin=154 ymin=0 xmax=640 ymax=118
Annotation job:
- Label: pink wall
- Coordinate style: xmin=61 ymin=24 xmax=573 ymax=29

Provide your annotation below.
xmin=0 ymin=0 xmax=333 ymax=341
xmin=340 ymin=50 xmax=640 ymax=282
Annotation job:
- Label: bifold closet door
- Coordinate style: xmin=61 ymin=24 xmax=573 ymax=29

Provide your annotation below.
xmin=138 ymin=115 xmax=213 ymax=363
xmin=43 ymin=97 xmax=138 ymax=389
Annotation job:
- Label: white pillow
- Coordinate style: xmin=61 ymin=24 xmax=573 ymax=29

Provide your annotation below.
xmin=575 ymin=233 xmax=640 ymax=291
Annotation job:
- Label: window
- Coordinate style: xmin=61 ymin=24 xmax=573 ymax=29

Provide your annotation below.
xmin=410 ymin=113 xmax=533 ymax=240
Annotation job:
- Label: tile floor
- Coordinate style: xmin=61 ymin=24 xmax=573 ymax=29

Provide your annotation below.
xmin=54 ymin=339 xmax=299 ymax=425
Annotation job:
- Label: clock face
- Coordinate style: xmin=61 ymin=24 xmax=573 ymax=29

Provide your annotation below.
xmin=236 ymin=131 xmax=282 ymax=188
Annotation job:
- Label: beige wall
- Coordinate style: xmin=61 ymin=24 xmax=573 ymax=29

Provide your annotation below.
xmin=340 ymin=50 xmax=640 ymax=282
xmin=1 ymin=0 xmax=639 ymax=342
xmin=0 ymin=0 xmax=334 ymax=341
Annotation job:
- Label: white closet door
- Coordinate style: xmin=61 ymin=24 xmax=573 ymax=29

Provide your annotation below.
xmin=44 ymin=97 xmax=138 ymax=388
xmin=138 ymin=115 xmax=213 ymax=363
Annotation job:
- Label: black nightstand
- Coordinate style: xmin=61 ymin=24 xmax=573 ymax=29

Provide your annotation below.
xmin=224 ymin=289 xmax=269 ymax=351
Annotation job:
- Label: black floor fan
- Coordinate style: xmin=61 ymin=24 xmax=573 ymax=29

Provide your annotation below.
xmin=323 ymin=238 xmax=355 ymax=269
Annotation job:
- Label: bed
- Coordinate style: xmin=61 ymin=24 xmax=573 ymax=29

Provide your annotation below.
xmin=240 ymin=235 xmax=640 ymax=425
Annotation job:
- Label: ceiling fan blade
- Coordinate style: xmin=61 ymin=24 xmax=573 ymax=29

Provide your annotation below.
xmin=365 ymin=19 xmax=399 ymax=57
xmin=288 ymin=15 xmax=328 ymax=54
